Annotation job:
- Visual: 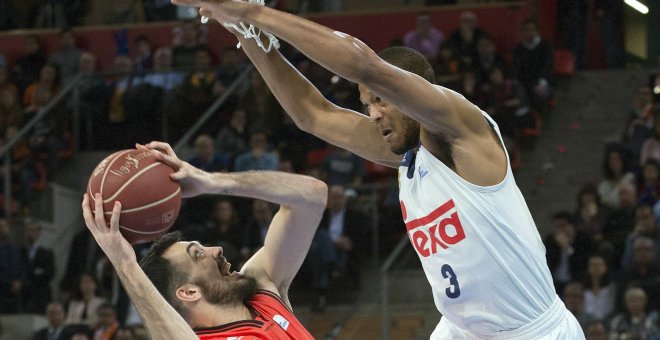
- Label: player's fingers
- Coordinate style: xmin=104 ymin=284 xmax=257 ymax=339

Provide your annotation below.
xmin=146 ymin=141 xmax=176 ymax=158
xmin=170 ymin=169 xmax=187 ymax=181
xmin=81 ymin=194 xmax=99 ymax=236
xmin=94 ymin=193 xmax=107 ymax=232
xmin=109 ymin=201 xmax=121 ymax=233
xmin=135 ymin=143 xmax=147 ymax=150
xmin=151 ymin=150 xmax=184 ymax=169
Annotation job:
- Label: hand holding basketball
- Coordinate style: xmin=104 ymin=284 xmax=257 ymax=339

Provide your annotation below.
xmin=82 ymin=193 xmax=136 ymax=266
xmin=140 ymin=141 xmax=213 ymax=198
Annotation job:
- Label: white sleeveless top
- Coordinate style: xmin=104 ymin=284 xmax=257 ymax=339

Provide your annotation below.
xmin=398 ymin=114 xmax=557 ymax=335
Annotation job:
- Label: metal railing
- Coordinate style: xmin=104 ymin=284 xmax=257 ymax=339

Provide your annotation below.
xmin=0 ymin=73 xmax=83 ymax=218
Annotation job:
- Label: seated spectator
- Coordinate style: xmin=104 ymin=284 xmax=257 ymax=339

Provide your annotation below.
xmin=584 ymin=254 xmax=617 ymax=320
xmin=0 ymin=87 xmax=23 ymax=138
xmin=32 ymin=302 xmax=66 ymax=340
xmin=65 ymin=273 xmax=107 ymax=327
xmin=446 ymin=11 xmax=487 ymax=66
xmin=216 ymin=107 xmax=248 ymax=161
xmin=638 ymin=160 xmax=660 ymax=206
xmin=92 ymin=303 xmax=119 ymax=340
xmin=77 ymin=52 xmax=110 ymax=150
xmin=321 ymin=145 xmax=365 ymax=186
xmin=48 ymin=29 xmax=84 ymax=85
xmin=13 ymin=34 xmax=46 ymax=93
xmin=143 ymin=47 xmax=185 ymax=92
xmin=618 ymin=237 xmax=660 ymax=311
xmin=0 ymin=217 xmax=26 ymax=313
xmin=598 ymin=147 xmax=635 ymax=210
xmin=609 ymin=287 xmax=659 ymax=339
xmin=482 ymin=66 xmax=530 ymax=139
xmin=133 ymin=35 xmax=153 ymax=71
xmin=640 ymin=110 xmax=660 ymax=165
xmin=188 ymin=134 xmax=230 ymax=172
xmin=574 ymin=184 xmax=609 ymax=242
xmin=584 ymin=318 xmax=607 ymax=340
xmin=603 ymin=182 xmax=638 ymax=263
xmin=457 ymin=69 xmax=485 ymax=108
xmin=623 ymin=86 xmax=654 ymax=161
xmin=513 ymin=18 xmax=554 ymax=111
xmin=474 ymin=36 xmax=508 ymax=85
xmin=433 ymin=44 xmax=462 ymax=89
xmin=403 ymin=13 xmax=444 ymax=59
xmin=562 ymin=282 xmax=596 ymax=332
xmin=621 ymin=205 xmax=660 ymax=269
xmin=23 ymin=63 xmax=61 ymax=127
xmin=544 ymin=211 xmax=594 ymax=293
xmin=172 ymin=20 xmax=201 ymax=68
xmin=21 ymin=220 xmax=54 ymax=314
xmin=234 ymin=131 xmax=279 ymax=172
xmin=203 ymin=199 xmax=246 ymax=267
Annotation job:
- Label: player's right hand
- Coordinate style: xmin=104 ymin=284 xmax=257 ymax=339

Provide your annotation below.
xmin=139 ymin=141 xmax=212 ymax=198
xmin=82 ymin=193 xmax=137 ymax=266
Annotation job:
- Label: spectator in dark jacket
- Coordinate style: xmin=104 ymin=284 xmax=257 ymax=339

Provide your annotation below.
xmin=513 ymin=18 xmax=554 ymax=111
xmin=22 ymin=221 xmax=55 ymax=314
xmin=0 ymin=217 xmax=26 ymax=313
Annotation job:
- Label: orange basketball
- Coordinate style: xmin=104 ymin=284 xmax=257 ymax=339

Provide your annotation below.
xmin=87 ymin=149 xmax=182 ymax=244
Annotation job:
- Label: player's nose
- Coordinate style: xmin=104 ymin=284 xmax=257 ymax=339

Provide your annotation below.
xmin=369 ymin=107 xmax=384 ymax=123
xmin=209 ymin=246 xmax=223 ymax=258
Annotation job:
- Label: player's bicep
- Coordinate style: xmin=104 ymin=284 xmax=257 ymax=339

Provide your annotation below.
xmin=307 ymin=105 xmax=402 ymax=168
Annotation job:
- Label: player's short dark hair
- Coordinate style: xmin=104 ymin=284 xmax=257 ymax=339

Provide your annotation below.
xmin=139 ymin=232 xmax=189 ymax=316
xmin=378 ymin=46 xmax=436 ymax=84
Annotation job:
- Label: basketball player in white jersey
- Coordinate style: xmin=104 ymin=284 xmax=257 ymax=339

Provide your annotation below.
xmin=172 ymin=1 xmax=585 ymax=338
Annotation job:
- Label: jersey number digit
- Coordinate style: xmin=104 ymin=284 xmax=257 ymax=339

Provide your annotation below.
xmin=441 ymin=264 xmax=461 ymax=299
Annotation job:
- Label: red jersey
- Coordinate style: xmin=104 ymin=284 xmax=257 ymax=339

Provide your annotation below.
xmin=194 ymin=290 xmax=313 ymax=340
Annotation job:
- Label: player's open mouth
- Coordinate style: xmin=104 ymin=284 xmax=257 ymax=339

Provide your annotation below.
xmin=221 ymin=260 xmax=231 ymax=276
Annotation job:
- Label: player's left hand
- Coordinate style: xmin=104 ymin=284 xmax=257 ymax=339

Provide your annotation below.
xmin=170 ymin=0 xmax=246 ymax=25
xmin=82 ymin=193 xmax=137 ymax=266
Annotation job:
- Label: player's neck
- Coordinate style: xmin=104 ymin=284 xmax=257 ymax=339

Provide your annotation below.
xmin=190 ymin=301 xmax=253 ymax=328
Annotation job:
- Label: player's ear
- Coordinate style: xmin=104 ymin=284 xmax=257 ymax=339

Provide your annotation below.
xmin=176 ymin=283 xmax=202 ymax=302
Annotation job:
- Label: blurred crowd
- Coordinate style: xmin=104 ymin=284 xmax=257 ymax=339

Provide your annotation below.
xmin=0 ymin=2 xmax=650 ymax=339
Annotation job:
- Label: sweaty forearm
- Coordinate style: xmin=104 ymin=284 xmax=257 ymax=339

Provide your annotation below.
xmin=115 ymin=261 xmax=197 ymax=340
xmin=206 ymin=171 xmax=326 ymax=209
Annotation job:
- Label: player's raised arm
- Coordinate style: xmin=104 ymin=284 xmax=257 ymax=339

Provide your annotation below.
xmin=234 ymin=32 xmax=402 ymax=167
xmin=179 ymin=0 xmax=488 ymax=140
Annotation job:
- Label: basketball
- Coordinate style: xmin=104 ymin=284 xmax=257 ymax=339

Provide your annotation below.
xmin=87 ymin=149 xmax=182 ymax=244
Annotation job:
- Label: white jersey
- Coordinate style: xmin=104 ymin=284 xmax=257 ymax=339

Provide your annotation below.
xmin=397 ymin=115 xmax=560 ymax=337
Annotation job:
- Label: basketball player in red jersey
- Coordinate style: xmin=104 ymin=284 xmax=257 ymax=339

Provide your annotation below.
xmin=82 ymin=141 xmax=326 ymax=339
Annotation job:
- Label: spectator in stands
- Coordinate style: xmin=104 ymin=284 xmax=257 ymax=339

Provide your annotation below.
xmin=557 ymin=0 xmax=587 ymax=70
xmin=216 ymin=47 xmax=244 ymax=88
xmin=23 ymin=63 xmax=60 ymax=120
xmin=241 ymin=71 xmax=283 ymax=134
xmin=608 ymin=287 xmax=659 ymax=339
xmin=585 ymin=319 xmax=607 ymax=340
xmin=48 ymin=28 xmax=84 ymax=84
xmin=60 ymin=229 xmax=102 ymax=305
xmin=513 ymin=18 xmax=554 ymax=111
xmin=143 ymin=47 xmax=185 ymax=92
xmin=433 ymin=44 xmax=462 ymax=89
xmin=574 ymin=184 xmax=609 ymax=242
xmin=474 ymin=37 xmax=508 ymax=85
xmin=595 ymin=0 xmax=625 ymax=69
xmin=21 ymin=220 xmax=54 ymax=314
xmin=92 ymin=303 xmax=120 ymax=340
xmin=321 ymin=145 xmax=365 ymax=187
xmin=624 ymin=86 xmax=655 ymax=160
xmin=583 ymin=254 xmax=617 ymax=320
xmin=77 ymin=52 xmax=109 ymax=150
xmin=322 ymin=185 xmax=368 ymax=285
xmin=32 ymin=302 xmax=67 ymax=340
xmin=216 ymin=107 xmax=248 ymax=161
xmin=173 ymin=20 xmax=201 ymax=68
xmin=622 ymin=207 xmax=660 ymax=266
xmin=638 ymin=160 xmax=660 ymax=206
xmin=482 ymin=66 xmax=530 ymax=139
xmin=403 ymin=13 xmax=444 ymax=59
xmin=544 ymin=211 xmax=594 ymax=293
xmin=457 ymin=69 xmax=485 ymax=108
xmin=619 ymin=237 xmax=660 ymax=311
xmin=0 ymin=64 xmax=18 ymax=104
xmin=114 ymin=327 xmax=139 ymax=340
xmin=65 ymin=273 xmax=107 ymax=327
xmin=603 ymin=182 xmax=638 ymax=262
xmin=234 ymin=131 xmax=279 ymax=172
xmin=562 ymin=282 xmax=595 ymax=332
xmin=32 ymin=0 xmax=67 ymax=28
xmin=598 ymin=147 xmax=635 ymax=210
xmin=189 ymin=134 xmax=230 ymax=172
xmin=203 ymin=199 xmax=246 ymax=267
xmin=243 ymin=200 xmax=275 ymax=255
xmin=446 ymin=11 xmax=487 ymax=66
xmin=13 ymin=34 xmax=46 ymax=93
xmin=0 ymin=217 xmax=26 ymax=313
xmin=0 ymin=87 xmax=23 ymax=138
xmin=640 ymin=111 xmax=660 ymax=165
xmin=133 ymin=35 xmax=153 ymax=71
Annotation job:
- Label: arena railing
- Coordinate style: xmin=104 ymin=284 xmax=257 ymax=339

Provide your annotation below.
xmin=0 ymin=73 xmax=83 ymax=218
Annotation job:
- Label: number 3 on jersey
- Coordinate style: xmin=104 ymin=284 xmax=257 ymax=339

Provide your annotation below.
xmin=441 ymin=264 xmax=461 ymax=299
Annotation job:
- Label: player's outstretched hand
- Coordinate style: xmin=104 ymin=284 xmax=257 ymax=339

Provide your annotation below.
xmin=138 ymin=142 xmax=211 ymax=198
xmin=82 ymin=193 xmax=136 ymax=266
xmin=170 ymin=0 xmax=246 ymax=25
